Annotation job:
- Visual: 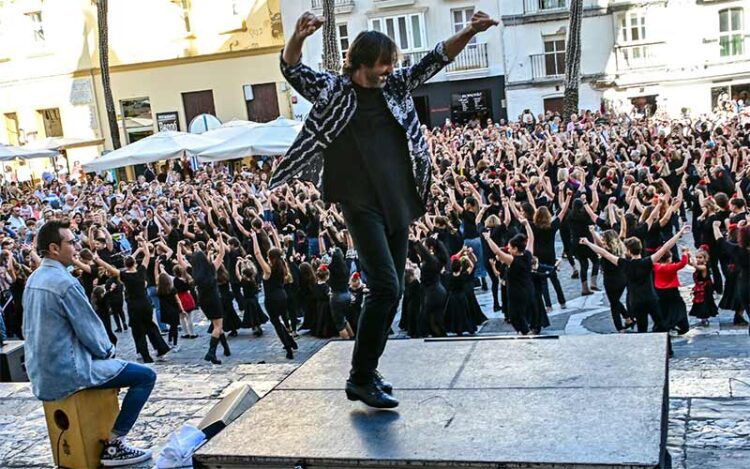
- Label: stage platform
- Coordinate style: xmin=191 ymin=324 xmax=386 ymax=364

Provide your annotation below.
xmin=194 ymin=334 xmax=671 ymax=468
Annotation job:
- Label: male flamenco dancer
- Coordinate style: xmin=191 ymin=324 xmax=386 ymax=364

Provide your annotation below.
xmin=270 ymin=11 xmax=498 ymax=408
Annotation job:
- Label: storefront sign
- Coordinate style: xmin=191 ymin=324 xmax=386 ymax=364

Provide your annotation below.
xmin=452 ymin=90 xmax=490 ymax=114
xmin=156 ymin=112 xmax=180 ymax=132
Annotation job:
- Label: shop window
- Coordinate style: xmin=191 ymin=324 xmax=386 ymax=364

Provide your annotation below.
xmin=120 ymin=97 xmax=154 ymax=144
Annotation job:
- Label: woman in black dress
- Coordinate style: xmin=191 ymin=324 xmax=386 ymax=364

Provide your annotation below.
xmin=177 ymin=239 xmax=228 ymax=364
xmin=483 ymin=219 xmax=535 ymax=335
xmin=297 ymin=262 xmax=318 ymax=331
xmin=95 ymin=236 xmax=170 ymax=363
xmin=713 ymin=220 xmax=750 ymax=332
xmin=567 ymin=194 xmax=600 ymax=296
xmin=413 ymin=236 xmax=449 ymax=337
xmin=235 ymin=257 xmax=268 ymax=336
xmin=251 ymin=230 xmax=297 ymax=359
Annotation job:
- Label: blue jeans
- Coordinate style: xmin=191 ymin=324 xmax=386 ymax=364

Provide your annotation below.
xmin=0 ymin=310 xmax=6 ymax=341
xmin=147 ymin=286 xmax=167 ymax=331
xmin=93 ymin=363 xmax=156 ymax=437
xmin=464 ymin=237 xmax=486 ymax=278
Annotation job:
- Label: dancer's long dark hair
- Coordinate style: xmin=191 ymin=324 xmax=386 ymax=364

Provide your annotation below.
xmin=191 ymin=250 xmax=216 ymax=289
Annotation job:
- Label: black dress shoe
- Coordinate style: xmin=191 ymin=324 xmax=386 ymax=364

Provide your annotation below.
xmin=345 ymin=379 xmax=399 ymax=409
xmin=373 ymin=370 xmax=393 ymax=395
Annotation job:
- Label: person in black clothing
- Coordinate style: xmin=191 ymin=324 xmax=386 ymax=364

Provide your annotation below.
xmin=279 ymin=9 xmax=498 ymax=409
xmin=414 ymin=236 xmax=449 ymax=337
xmin=483 ymin=219 xmax=535 ymax=335
xmin=176 ymin=239 xmax=228 ymax=364
xmin=590 ymin=229 xmax=635 ymax=331
xmin=94 ymin=237 xmax=170 ymax=363
xmin=105 ymin=276 xmax=127 ymax=333
xmin=91 ymin=286 xmax=117 ymax=346
xmin=566 ymin=194 xmax=601 ymax=296
xmin=531 ymin=202 xmax=570 ymax=310
xmin=327 ymin=246 xmax=355 ymax=339
xmin=251 ymin=229 xmax=298 ymax=359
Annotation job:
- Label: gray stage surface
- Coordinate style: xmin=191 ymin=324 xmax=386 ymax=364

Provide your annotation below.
xmin=194 ymin=334 xmax=671 ymax=468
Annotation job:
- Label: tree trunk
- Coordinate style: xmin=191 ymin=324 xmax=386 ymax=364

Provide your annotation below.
xmin=322 ymin=0 xmax=340 ymax=73
xmin=95 ymin=0 xmax=121 ymax=149
xmin=563 ymin=0 xmax=583 ymax=121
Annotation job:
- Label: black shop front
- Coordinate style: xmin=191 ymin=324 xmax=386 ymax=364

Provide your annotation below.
xmin=411 ymin=75 xmax=506 ymax=128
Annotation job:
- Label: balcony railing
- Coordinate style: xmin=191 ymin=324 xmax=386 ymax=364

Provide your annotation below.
xmin=523 ymin=0 xmax=570 ymax=15
xmin=446 ymin=42 xmax=489 ymax=72
xmin=400 ymin=43 xmax=489 ymax=72
xmin=530 ymin=52 xmax=565 ymax=80
xmin=318 ymin=44 xmax=489 ymax=73
xmin=311 ymin=0 xmax=354 ymax=10
xmin=615 ymin=42 xmax=665 ymax=71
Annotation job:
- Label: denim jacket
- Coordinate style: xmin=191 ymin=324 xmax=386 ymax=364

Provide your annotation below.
xmin=269 ymin=42 xmax=453 ymax=202
xmin=23 ymin=258 xmax=125 ymax=401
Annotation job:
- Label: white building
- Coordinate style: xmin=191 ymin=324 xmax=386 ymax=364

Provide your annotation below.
xmin=280 ymin=0 xmax=507 ymax=126
xmin=501 ymin=0 xmax=750 ymax=119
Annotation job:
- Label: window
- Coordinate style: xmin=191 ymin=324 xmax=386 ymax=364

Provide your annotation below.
xmin=370 ymin=13 xmax=425 ymax=52
xmin=4 ymin=113 xmax=19 ymax=146
xmin=543 ymin=38 xmax=565 ymax=76
xmin=38 ymin=108 xmax=63 ymax=138
xmin=25 ymin=11 xmax=44 ymax=44
xmin=120 ymin=98 xmax=154 ymax=144
xmin=619 ymin=11 xmax=646 ymax=43
xmin=452 ymin=8 xmax=476 ymax=45
xmin=338 ymin=23 xmax=349 ymax=60
xmin=719 ymin=8 xmax=744 ymax=57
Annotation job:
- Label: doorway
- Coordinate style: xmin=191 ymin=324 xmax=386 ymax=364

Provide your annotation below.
xmin=543 ymin=97 xmax=564 ymax=115
xmin=245 ymin=83 xmax=280 ymax=123
xmin=182 ymin=90 xmax=216 ymax=128
xmin=413 ymin=95 xmax=430 ymax=127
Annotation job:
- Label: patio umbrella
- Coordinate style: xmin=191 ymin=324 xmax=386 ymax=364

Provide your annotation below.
xmin=0 ymin=144 xmax=59 ymax=161
xmin=23 ymin=136 xmax=104 ymax=151
xmin=197 ymin=117 xmax=302 ymax=162
xmin=82 ymin=131 xmax=219 ymax=172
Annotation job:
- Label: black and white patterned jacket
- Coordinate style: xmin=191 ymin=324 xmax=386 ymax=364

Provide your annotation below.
xmin=269 ymin=42 xmax=453 ymax=203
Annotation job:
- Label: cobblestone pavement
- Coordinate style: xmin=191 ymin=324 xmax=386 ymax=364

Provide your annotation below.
xmin=2 ymin=237 xmax=749 ymax=468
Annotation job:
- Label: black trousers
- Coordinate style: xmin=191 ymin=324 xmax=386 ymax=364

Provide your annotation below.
xmin=604 ymin=275 xmax=628 ymax=331
xmin=130 ymin=317 xmax=169 ymax=360
xmin=341 ymin=203 xmax=409 ymax=384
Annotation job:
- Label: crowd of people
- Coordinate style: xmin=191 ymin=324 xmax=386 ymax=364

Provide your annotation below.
xmin=2 ymin=108 xmax=750 ymax=365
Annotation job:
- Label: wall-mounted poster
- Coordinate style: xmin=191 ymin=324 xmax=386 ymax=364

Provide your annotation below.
xmin=156 ymin=112 xmax=180 ymax=132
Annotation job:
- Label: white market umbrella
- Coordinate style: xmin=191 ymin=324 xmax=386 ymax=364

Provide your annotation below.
xmin=83 ymin=131 xmax=218 ymax=171
xmin=200 ymin=119 xmax=263 ymax=143
xmin=198 ymin=117 xmax=302 ymax=162
xmin=0 ymin=144 xmax=59 ymax=161
xmin=24 ymin=136 xmax=104 ymax=151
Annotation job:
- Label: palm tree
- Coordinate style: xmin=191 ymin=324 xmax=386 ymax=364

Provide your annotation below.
xmin=94 ymin=0 xmax=121 ymax=149
xmin=563 ymin=0 xmax=582 ymax=121
xmin=321 ymin=0 xmax=341 ymax=72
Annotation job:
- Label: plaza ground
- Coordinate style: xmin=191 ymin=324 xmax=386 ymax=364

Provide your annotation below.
xmin=1 ymin=252 xmax=749 ymax=468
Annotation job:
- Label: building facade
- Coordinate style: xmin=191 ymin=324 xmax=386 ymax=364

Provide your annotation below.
xmin=501 ymin=0 xmax=750 ymax=119
xmin=280 ymin=0 xmax=508 ymax=127
xmin=0 ymin=0 xmax=291 ymax=180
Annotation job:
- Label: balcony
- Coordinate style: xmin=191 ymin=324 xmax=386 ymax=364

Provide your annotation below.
xmin=615 ymin=42 xmax=665 ymax=71
xmin=400 ymin=43 xmax=489 ymax=73
xmin=446 ymin=43 xmax=489 ymax=73
xmin=523 ymin=0 xmax=570 ymax=15
xmin=311 ymin=0 xmax=355 ymax=14
xmin=530 ymin=52 xmax=565 ymax=80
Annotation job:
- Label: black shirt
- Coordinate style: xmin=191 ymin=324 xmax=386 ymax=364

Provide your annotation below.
xmin=323 ymin=83 xmax=423 ymax=233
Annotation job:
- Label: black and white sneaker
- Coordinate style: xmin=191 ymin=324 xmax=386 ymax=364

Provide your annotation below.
xmin=100 ymin=438 xmax=152 ymax=467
